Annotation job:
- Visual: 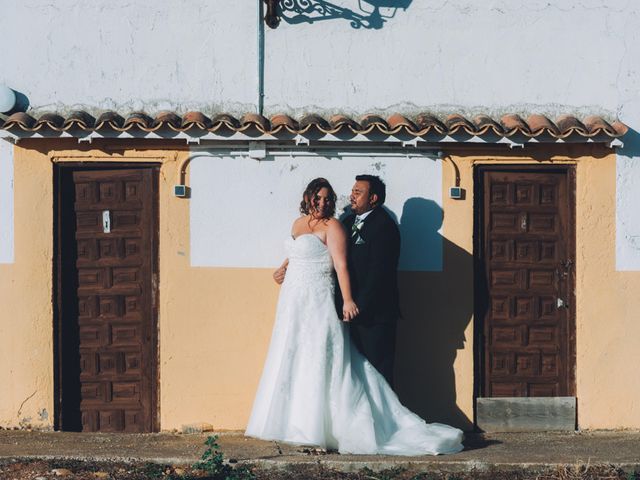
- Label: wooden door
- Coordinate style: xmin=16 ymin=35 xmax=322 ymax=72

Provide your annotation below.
xmin=56 ymin=166 xmax=158 ymax=432
xmin=477 ymin=166 xmax=575 ymax=398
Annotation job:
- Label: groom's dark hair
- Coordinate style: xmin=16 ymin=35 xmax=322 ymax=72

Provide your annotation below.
xmin=356 ymin=174 xmax=386 ymax=206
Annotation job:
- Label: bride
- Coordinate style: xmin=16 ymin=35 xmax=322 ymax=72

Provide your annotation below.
xmin=245 ymin=178 xmax=463 ymax=455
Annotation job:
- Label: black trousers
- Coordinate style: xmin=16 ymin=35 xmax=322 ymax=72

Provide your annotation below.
xmin=349 ymin=321 xmax=397 ymax=387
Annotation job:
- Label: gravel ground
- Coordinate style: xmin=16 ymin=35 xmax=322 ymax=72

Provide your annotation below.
xmin=0 ymin=460 xmax=633 ymax=480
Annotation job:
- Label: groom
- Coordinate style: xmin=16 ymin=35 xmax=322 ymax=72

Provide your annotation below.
xmin=339 ymin=174 xmax=401 ymax=385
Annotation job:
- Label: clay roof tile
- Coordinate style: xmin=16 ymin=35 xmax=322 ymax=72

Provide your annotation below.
xmin=2 ymin=112 xmax=37 ymax=130
xmin=240 ymin=113 xmax=270 ymax=133
xmin=270 ymin=114 xmax=299 ymax=132
xmin=182 ymin=111 xmax=212 ymax=129
xmin=0 ymin=110 xmax=625 ymax=142
xmin=211 ymin=113 xmax=241 ymax=130
xmin=526 ymin=114 xmax=559 ymax=136
xmin=415 ymin=114 xmax=447 ymax=134
xmin=445 ymin=114 xmax=476 ymax=134
xmin=387 ymin=114 xmax=417 ymax=133
xmin=473 ymin=115 xmax=504 ymax=135
xmin=500 ymin=114 xmax=530 ymax=135
xmin=124 ymin=112 xmax=154 ymax=130
xmin=328 ymin=114 xmax=360 ymax=132
xmin=36 ymin=113 xmax=65 ymax=130
xmin=95 ymin=111 xmax=126 ymax=129
xmin=153 ymin=111 xmax=183 ymax=129
xmin=299 ymin=114 xmax=331 ymax=132
xmin=359 ymin=114 xmax=388 ymax=133
xmin=64 ymin=111 xmax=96 ymax=129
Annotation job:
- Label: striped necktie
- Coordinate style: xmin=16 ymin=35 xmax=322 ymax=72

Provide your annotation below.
xmin=352 ymin=216 xmax=363 ymax=237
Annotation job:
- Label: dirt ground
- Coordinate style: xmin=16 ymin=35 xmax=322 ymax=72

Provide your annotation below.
xmin=0 ymin=459 xmax=633 ymax=480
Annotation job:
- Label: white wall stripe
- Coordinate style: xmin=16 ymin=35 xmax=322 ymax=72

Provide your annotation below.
xmin=190 ymin=151 xmax=443 ymax=271
xmin=0 ymin=141 xmax=14 ymax=264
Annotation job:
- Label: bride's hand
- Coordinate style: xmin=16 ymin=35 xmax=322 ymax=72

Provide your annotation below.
xmin=342 ymin=300 xmax=359 ymax=322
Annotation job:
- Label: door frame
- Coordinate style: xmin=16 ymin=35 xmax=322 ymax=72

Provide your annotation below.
xmin=473 ymin=164 xmax=577 ymax=407
xmin=53 ymin=162 xmax=160 ymax=432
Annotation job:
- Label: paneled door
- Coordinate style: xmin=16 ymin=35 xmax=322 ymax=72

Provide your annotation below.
xmin=57 ymin=166 xmax=158 ymax=432
xmin=477 ymin=166 xmax=575 ymax=398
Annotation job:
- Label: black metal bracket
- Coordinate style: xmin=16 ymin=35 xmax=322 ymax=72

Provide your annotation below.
xmin=264 ymin=0 xmax=281 ymax=29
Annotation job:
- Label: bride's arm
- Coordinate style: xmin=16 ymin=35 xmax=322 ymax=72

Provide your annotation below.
xmin=326 ymin=219 xmax=359 ymax=321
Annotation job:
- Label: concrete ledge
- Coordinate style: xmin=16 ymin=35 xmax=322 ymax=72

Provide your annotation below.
xmin=477 ymin=397 xmax=576 ymax=432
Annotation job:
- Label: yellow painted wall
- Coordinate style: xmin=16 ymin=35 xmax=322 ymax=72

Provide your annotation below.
xmin=575 ymin=153 xmax=640 ymax=428
xmin=1 ymin=141 xmax=639 ymax=431
xmin=0 ymin=144 xmax=54 ymax=429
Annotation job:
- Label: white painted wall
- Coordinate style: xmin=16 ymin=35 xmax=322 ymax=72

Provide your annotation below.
xmin=1 ymin=0 xmax=639 ymax=269
xmin=190 ymin=152 xmax=442 ymax=270
xmin=0 ymin=141 xmax=14 ymax=264
xmin=616 ymin=153 xmax=640 ymax=270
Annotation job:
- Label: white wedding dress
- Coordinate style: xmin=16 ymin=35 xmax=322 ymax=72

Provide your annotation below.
xmin=245 ymin=234 xmax=464 ymax=455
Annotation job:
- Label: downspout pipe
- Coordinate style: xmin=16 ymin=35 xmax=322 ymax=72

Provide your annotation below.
xmin=257 ymin=0 xmax=265 ymax=116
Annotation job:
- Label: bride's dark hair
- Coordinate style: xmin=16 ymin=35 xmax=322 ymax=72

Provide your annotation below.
xmin=300 ymin=177 xmax=337 ymax=218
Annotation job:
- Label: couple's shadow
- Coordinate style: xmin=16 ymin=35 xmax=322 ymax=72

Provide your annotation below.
xmin=341 ymin=197 xmax=474 ymax=430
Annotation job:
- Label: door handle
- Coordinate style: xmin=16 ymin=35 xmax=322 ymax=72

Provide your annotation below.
xmin=556 ymin=297 xmax=569 ymax=309
xmin=102 ymin=210 xmax=111 ymax=233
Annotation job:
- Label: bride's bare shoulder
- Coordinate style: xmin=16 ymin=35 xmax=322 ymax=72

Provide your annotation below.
xmin=326 ymin=217 xmax=346 ymax=235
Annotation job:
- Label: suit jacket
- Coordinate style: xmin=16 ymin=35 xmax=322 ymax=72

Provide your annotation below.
xmin=339 ymin=206 xmax=401 ymax=325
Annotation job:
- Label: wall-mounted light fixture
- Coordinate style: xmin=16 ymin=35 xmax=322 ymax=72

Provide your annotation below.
xmin=0 ymin=85 xmax=17 ymax=114
xmin=264 ymin=0 xmax=280 ymax=28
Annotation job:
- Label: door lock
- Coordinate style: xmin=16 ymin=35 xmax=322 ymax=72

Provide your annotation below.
xmin=556 ymin=297 xmax=569 ymax=309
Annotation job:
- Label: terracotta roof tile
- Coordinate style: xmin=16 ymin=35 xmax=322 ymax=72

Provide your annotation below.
xmin=328 ymin=114 xmax=360 ymax=132
xmin=64 ymin=111 xmax=96 ymax=129
xmin=359 ymin=114 xmax=388 ymax=133
xmin=415 ymin=114 xmax=447 ymax=135
xmin=445 ymin=114 xmax=476 ymax=135
xmin=500 ymin=114 xmax=530 ymax=135
xmin=182 ymin=111 xmax=212 ymax=129
xmin=95 ymin=111 xmax=126 ymax=129
xmin=124 ymin=112 xmax=154 ymax=130
xmin=154 ymin=111 xmax=182 ymax=129
xmin=270 ymin=114 xmax=299 ymax=132
xmin=0 ymin=110 xmax=626 ymax=142
xmin=299 ymin=114 xmax=331 ymax=132
xmin=473 ymin=115 xmax=504 ymax=135
xmin=387 ymin=114 xmax=416 ymax=133
xmin=36 ymin=113 xmax=66 ymax=130
xmin=555 ymin=114 xmax=587 ymax=136
xmin=3 ymin=112 xmax=37 ymax=129
xmin=526 ymin=114 xmax=560 ymax=136
xmin=211 ymin=113 xmax=241 ymax=130
xmin=240 ymin=113 xmax=270 ymax=132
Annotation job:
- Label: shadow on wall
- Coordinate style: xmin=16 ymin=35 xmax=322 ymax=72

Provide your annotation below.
xmin=618 ymin=127 xmax=640 ymax=159
xmin=393 ymin=198 xmax=474 ymax=431
xmin=280 ymin=0 xmax=413 ymax=29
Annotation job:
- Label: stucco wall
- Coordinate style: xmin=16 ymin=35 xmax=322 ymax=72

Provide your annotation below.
xmin=0 ymin=144 xmax=53 ymax=429
xmin=1 ymin=1 xmax=639 ymax=266
xmin=1 ymin=0 xmax=639 ymax=269
xmin=0 ymin=141 xmax=13 ymax=263
xmin=1 ymin=144 xmax=639 ymax=430
xmin=1 ymin=0 xmax=640 ymax=431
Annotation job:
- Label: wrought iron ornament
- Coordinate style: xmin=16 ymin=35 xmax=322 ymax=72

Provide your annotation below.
xmin=265 ymin=0 xmax=412 ymax=30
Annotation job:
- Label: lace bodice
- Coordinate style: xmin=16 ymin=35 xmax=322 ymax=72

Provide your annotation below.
xmin=284 ymin=234 xmax=334 ymax=289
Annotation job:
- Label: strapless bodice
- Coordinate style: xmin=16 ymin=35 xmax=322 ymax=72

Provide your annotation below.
xmin=284 ymin=235 xmax=334 ymax=287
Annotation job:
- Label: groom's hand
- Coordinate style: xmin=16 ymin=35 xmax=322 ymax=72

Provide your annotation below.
xmin=273 ymin=266 xmax=286 ymax=285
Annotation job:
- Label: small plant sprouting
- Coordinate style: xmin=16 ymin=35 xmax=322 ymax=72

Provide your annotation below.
xmin=193 ymin=435 xmax=255 ymax=480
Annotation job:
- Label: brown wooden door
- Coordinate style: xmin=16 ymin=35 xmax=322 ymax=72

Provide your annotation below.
xmin=478 ymin=167 xmax=575 ymax=398
xmin=57 ymin=167 xmax=158 ymax=432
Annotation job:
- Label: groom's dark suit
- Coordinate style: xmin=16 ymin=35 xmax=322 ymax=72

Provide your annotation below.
xmin=340 ymin=206 xmax=401 ymax=385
